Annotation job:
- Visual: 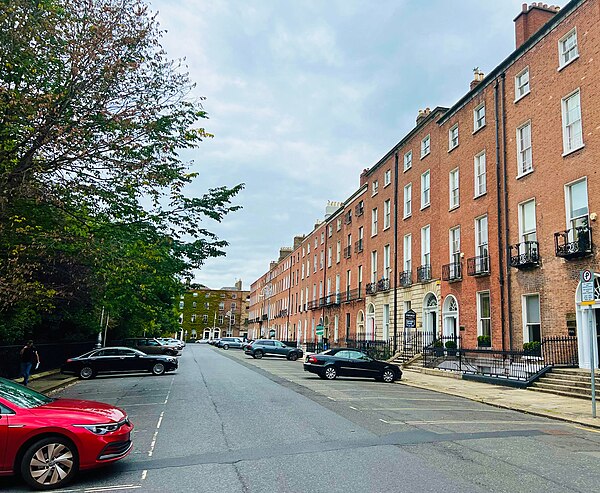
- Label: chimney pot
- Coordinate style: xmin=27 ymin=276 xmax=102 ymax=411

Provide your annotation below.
xmin=514 ymin=2 xmax=558 ymax=49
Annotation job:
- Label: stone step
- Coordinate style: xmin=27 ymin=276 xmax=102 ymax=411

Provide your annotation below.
xmin=550 ymin=368 xmax=600 ymax=376
xmin=528 ymin=385 xmax=599 ymax=400
xmin=539 ymin=373 xmax=595 ymax=384
xmin=537 ymin=377 xmax=598 ymax=390
xmin=531 ymin=381 xmax=600 ymax=397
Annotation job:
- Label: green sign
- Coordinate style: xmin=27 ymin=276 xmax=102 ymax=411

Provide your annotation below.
xmin=316 ymin=324 xmax=324 ymax=336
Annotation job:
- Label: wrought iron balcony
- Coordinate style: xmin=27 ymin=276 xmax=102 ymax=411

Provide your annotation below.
xmin=366 ymin=282 xmax=376 ymax=295
xmin=307 ymin=299 xmax=320 ymax=310
xmin=509 ymin=241 xmax=540 ymax=269
xmin=399 ymin=271 xmax=412 ymax=287
xmin=354 ymin=239 xmax=363 ymax=253
xmin=442 ymin=262 xmax=462 ymax=282
xmin=323 ymin=293 xmax=341 ymax=306
xmin=554 ymin=226 xmax=592 ymax=259
xmin=417 ymin=265 xmax=431 ymax=283
xmin=343 ymin=246 xmax=352 ymax=259
xmin=467 ymin=255 xmax=490 ymax=276
xmin=344 ymin=211 xmax=352 ymax=224
xmin=261 ymin=314 xmax=268 ymax=320
xmin=355 ymin=203 xmax=364 ymax=217
xmin=343 ymin=288 xmax=362 ymax=303
xmin=377 ymin=278 xmax=391 ymax=292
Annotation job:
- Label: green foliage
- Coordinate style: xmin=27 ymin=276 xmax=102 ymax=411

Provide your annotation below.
xmin=523 ymin=341 xmax=541 ymax=353
xmin=477 ymin=335 xmax=491 ymax=346
xmin=0 ymin=0 xmax=243 ymax=341
xmin=433 ymin=340 xmax=444 ymax=348
xmin=444 ymin=340 xmax=457 ymax=349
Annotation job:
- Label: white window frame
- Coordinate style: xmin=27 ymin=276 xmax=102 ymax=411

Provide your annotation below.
xmin=421 ymin=170 xmax=430 ymax=209
xmin=403 ymin=234 xmax=412 ymax=272
xmin=372 ymin=180 xmax=379 ymax=196
xmin=336 ymin=218 xmax=342 ymax=231
xmin=336 ymin=241 xmax=341 ymax=263
xmin=522 ymin=293 xmax=541 ymax=343
xmin=449 ymin=124 xmax=459 ymax=151
xmin=516 ymin=121 xmax=533 ymax=177
xmin=565 ymin=177 xmax=589 ymax=234
xmin=371 ymin=250 xmax=377 ymax=283
xmin=475 ymin=215 xmax=489 ymax=259
xmin=474 ymin=151 xmax=487 ymax=197
xmin=421 ymin=225 xmax=430 ymax=267
xmin=558 ymin=28 xmax=579 ymax=69
xmin=421 ymin=134 xmax=431 ymax=158
xmin=518 ymin=199 xmax=537 ymax=243
xmin=383 ymin=304 xmax=390 ymax=340
xmin=449 ymin=226 xmax=461 ymax=264
xmin=473 ymin=103 xmax=486 ymax=132
xmin=384 ymin=169 xmax=391 ymax=187
xmin=514 ymin=67 xmax=530 ymax=101
xmin=404 ymin=183 xmax=412 ymax=218
xmin=477 ymin=291 xmax=491 ymax=338
xmin=383 ymin=244 xmax=390 ymax=279
xmin=404 ymin=150 xmax=412 ymax=171
xmin=327 ymin=246 xmax=332 ymax=267
xmin=371 ymin=208 xmax=378 ymax=237
xmin=449 ymin=167 xmax=459 ymax=209
xmin=383 ymin=199 xmax=391 ymax=230
xmin=561 ymin=89 xmax=583 ymax=155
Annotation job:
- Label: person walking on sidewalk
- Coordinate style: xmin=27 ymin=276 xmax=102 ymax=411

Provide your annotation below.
xmin=19 ymin=340 xmax=40 ymax=387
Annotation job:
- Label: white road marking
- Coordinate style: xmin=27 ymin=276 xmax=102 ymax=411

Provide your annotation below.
xmin=56 ymin=485 xmax=142 ymax=493
xmin=157 ymin=411 xmax=164 ymax=429
xmin=356 ymin=407 xmax=509 ymax=412
xmin=349 ymin=406 xmax=359 ymax=410
xmin=379 ymin=419 xmax=390 ymax=423
xmin=141 ymin=470 xmax=148 ymax=481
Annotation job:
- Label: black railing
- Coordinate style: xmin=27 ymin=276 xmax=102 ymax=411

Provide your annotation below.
xmin=322 ymin=293 xmax=341 ymax=307
xmin=417 ymin=264 xmax=431 ymax=282
xmin=344 ymin=211 xmax=352 ymax=224
xmin=261 ymin=314 xmax=268 ymax=320
xmin=355 ymin=203 xmax=364 ymax=217
xmin=354 ymin=239 xmax=363 ymax=253
xmin=422 ymin=336 xmax=578 ymax=383
xmin=307 ymin=299 xmax=320 ymax=310
xmin=345 ymin=338 xmax=396 ymax=360
xmin=343 ymin=246 xmax=352 ymax=259
xmin=395 ymin=331 xmax=435 ymax=361
xmin=554 ymin=226 xmax=592 ymax=259
xmin=399 ymin=271 xmax=412 ymax=287
xmin=0 ymin=341 xmax=96 ymax=379
xmin=366 ymin=282 xmax=376 ymax=295
xmin=442 ymin=262 xmax=462 ymax=281
xmin=467 ymin=255 xmax=490 ymax=276
xmin=509 ymin=241 xmax=540 ymax=268
xmin=377 ymin=278 xmax=390 ymax=292
xmin=343 ymin=288 xmax=362 ymax=303
xmin=305 ymin=342 xmax=325 ymax=353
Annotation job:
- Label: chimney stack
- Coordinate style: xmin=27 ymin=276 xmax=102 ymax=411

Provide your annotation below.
xmin=416 ymin=107 xmax=431 ymax=125
xmin=470 ymin=68 xmax=485 ymax=90
xmin=514 ymin=3 xmax=560 ymax=49
xmin=360 ymin=168 xmax=369 ymax=186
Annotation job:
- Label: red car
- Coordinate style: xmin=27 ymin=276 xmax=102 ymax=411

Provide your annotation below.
xmin=0 ymin=377 xmax=133 ymax=490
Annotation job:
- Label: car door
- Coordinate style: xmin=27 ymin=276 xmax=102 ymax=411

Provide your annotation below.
xmin=0 ymin=403 xmax=9 ymax=472
xmin=99 ymin=348 xmax=127 ymax=372
xmin=330 ymin=350 xmax=353 ymax=377
xmin=117 ymin=348 xmax=143 ymax=372
xmin=346 ymin=350 xmax=378 ymax=378
xmin=273 ymin=341 xmax=286 ymax=355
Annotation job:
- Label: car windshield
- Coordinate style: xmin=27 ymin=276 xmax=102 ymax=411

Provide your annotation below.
xmin=77 ymin=350 xmax=97 ymax=358
xmin=0 ymin=377 xmax=54 ymax=408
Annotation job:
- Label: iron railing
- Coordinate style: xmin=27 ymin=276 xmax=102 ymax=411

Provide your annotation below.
xmin=343 ymin=246 xmax=352 ymax=258
xmin=509 ymin=241 xmax=540 ymax=268
xmin=554 ymin=226 xmax=592 ymax=259
xmin=345 ymin=338 xmax=395 ymax=360
xmin=399 ymin=271 xmax=412 ymax=287
xmin=355 ymin=203 xmax=364 ymax=216
xmin=467 ymin=255 xmax=490 ymax=276
xmin=377 ymin=278 xmax=391 ymax=292
xmin=366 ymin=282 xmax=376 ymax=295
xmin=307 ymin=299 xmax=320 ymax=310
xmin=417 ymin=264 xmax=431 ymax=282
xmin=354 ymin=239 xmax=364 ymax=253
xmin=442 ymin=262 xmax=462 ymax=281
xmin=342 ymin=288 xmax=363 ymax=303
xmin=344 ymin=211 xmax=352 ymax=224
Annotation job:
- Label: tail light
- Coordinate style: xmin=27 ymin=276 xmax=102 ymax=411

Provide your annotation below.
xmin=66 ymin=359 xmax=73 ymax=363
xmin=308 ymin=355 xmax=318 ymax=363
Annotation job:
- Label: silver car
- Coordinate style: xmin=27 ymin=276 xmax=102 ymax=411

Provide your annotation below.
xmin=217 ymin=337 xmax=244 ymax=349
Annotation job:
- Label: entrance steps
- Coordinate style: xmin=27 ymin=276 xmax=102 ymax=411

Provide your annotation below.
xmin=529 ymin=368 xmax=600 ymax=400
xmin=396 ymin=354 xmax=423 ymax=372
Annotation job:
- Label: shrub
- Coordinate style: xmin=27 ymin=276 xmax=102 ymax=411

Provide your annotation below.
xmin=445 ymin=340 xmax=457 ymax=349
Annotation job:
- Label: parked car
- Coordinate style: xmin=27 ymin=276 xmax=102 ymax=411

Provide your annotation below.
xmin=244 ymin=339 xmax=303 ymax=361
xmin=0 ymin=377 xmax=134 ymax=490
xmin=303 ymin=348 xmax=402 ymax=383
xmin=122 ymin=337 xmax=180 ymax=356
xmin=216 ymin=337 xmax=244 ymax=349
xmin=208 ymin=338 xmax=221 ymax=346
xmin=157 ymin=337 xmax=185 ymax=350
xmin=61 ymin=347 xmax=178 ymax=379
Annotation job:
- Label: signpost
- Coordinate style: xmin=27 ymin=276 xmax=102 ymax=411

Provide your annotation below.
xmin=316 ymin=324 xmax=324 ymax=337
xmin=581 ymin=269 xmax=596 ymax=418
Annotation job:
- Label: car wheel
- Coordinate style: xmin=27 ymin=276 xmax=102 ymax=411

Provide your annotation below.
xmin=324 ymin=366 xmax=337 ymax=380
xmin=223 ymin=344 xmax=229 ymax=350
xmin=288 ymin=352 xmax=298 ymax=361
xmin=254 ymin=350 xmax=263 ymax=359
xmin=382 ymin=369 xmax=395 ymax=383
xmin=79 ymin=366 xmax=95 ymax=379
xmin=152 ymin=363 xmax=166 ymax=375
xmin=20 ymin=436 xmax=79 ymax=490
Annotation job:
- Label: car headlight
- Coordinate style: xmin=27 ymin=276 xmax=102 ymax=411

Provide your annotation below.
xmin=74 ymin=417 xmax=129 ymax=435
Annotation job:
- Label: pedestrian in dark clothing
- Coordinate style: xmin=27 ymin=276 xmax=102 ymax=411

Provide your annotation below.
xmin=20 ymin=340 xmax=40 ymax=387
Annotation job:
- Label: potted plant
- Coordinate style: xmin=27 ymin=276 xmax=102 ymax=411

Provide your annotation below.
xmin=433 ymin=339 xmax=444 ymax=356
xmin=523 ymin=341 xmax=541 ymax=357
xmin=444 ymin=339 xmax=459 ymax=357
xmin=477 ymin=335 xmax=491 ymax=348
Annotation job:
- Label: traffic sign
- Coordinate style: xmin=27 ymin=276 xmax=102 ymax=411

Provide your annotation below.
xmin=581 ymin=269 xmax=595 ymax=305
xmin=316 ymin=324 xmax=324 ymax=336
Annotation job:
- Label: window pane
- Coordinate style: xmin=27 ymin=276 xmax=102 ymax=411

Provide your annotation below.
xmin=526 ymin=295 xmax=540 ymax=323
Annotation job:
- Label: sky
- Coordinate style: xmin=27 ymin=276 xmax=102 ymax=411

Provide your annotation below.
xmin=148 ymin=0 xmax=566 ymax=290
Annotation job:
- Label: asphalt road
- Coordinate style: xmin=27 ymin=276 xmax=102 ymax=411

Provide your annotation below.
xmin=3 ymin=344 xmax=600 ymax=492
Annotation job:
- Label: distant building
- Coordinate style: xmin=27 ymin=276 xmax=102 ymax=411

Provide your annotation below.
xmin=178 ymin=280 xmax=250 ymax=340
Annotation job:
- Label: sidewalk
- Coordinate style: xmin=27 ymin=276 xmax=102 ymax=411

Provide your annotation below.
xmin=13 ymin=369 xmax=78 ymax=394
xmin=400 ymin=368 xmax=600 ymax=429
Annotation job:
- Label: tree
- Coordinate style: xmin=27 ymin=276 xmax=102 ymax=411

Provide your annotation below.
xmin=0 ymin=0 xmax=243 ymax=340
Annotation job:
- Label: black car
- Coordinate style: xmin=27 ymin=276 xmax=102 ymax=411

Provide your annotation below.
xmin=244 ymin=339 xmax=303 ymax=360
xmin=61 ymin=346 xmax=178 ymax=379
xmin=303 ymin=348 xmax=402 ymax=383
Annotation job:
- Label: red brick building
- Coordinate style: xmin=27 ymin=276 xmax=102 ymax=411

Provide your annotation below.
xmin=249 ymin=0 xmax=600 ymax=369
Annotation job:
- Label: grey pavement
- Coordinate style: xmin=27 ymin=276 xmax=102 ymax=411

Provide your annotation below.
xmin=18 ymin=350 xmax=600 ymax=429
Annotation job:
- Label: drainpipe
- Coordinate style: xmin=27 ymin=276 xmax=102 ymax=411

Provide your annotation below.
xmin=286 ymin=255 xmax=292 ymax=341
xmin=322 ymin=225 xmax=328 ymax=344
xmin=494 ymin=76 xmax=507 ymax=352
xmin=393 ymin=151 xmax=399 ymax=353
xmin=501 ymin=73 xmax=514 ymax=351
